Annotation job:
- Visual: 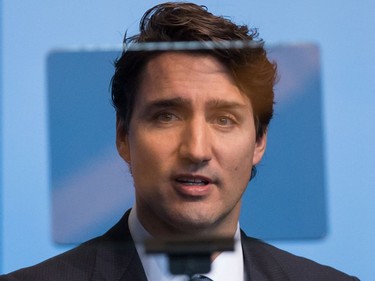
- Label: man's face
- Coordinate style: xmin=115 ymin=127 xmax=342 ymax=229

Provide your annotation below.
xmin=117 ymin=52 xmax=266 ymax=237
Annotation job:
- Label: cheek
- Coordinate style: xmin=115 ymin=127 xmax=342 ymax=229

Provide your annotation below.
xmin=129 ymin=129 xmax=162 ymax=160
xmin=127 ymin=134 xmax=155 ymax=178
xmin=232 ymin=153 xmax=253 ymax=175
xmin=220 ymin=134 xmax=255 ymax=167
xmin=218 ymin=138 xmax=255 ymax=188
xmin=128 ymin=131 xmax=175 ymax=180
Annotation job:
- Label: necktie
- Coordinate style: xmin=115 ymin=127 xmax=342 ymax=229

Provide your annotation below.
xmin=190 ymin=274 xmax=213 ymax=281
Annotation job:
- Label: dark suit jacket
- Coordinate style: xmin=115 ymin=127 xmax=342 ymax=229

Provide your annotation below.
xmin=1 ymin=210 xmax=359 ymax=280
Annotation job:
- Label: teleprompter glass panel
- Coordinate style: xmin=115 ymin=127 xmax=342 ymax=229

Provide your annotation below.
xmin=47 ymin=43 xmax=326 ymax=243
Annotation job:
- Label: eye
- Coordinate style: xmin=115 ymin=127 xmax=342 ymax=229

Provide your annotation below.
xmin=155 ymin=112 xmax=179 ymax=123
xmin=215 ymin=116 xmax=235 ymax=126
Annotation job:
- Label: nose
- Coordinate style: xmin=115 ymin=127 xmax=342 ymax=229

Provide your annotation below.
xmin=179 ymin=117 xmax=212 ymax=164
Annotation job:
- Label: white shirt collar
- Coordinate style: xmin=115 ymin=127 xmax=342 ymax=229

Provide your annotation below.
xmin=128 ymin=207 xmax=245 ymax=281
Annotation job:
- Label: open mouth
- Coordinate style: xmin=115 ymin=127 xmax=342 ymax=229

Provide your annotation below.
xmin=175 ymin=177 xmax=210 ymax=186
xmin=173 ymin=175 xmax=213 ymax=197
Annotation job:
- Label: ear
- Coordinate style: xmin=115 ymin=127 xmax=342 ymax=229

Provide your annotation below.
xmin=252 ymin=131 xmax=267 ymax=166
xmin=116 ymin=117 xmax=131 ymax=163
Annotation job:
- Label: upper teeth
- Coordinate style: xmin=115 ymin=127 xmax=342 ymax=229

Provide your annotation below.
xmin=178 ymin=178 xmax=207 ymax=184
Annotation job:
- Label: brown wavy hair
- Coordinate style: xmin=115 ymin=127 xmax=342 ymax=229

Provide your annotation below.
xmin=111 ymin=2 xmax=277 ymax=140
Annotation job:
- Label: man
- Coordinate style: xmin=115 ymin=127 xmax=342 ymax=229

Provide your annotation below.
xmin=1 ymin=2 xmax=359 ymax=280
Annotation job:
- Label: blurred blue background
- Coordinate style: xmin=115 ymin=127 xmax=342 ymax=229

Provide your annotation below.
xmin=1 ymin=0 xmax=374 ymax=279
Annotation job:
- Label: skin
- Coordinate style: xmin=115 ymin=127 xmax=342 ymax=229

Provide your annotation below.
xmin=117 ymin=52 xmax=267 ymax=239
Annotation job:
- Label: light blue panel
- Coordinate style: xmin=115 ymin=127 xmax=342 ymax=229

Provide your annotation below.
xmin=48 ymin=44 xmax=326 ymax=243
xmin=47 ymin=50 xmax=134 ymax=243
xmin=241 ymin=44 xmax=326 ymax=239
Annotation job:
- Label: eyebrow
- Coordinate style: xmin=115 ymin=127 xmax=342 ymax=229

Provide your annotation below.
xmin=206 ymin=98 xmax=248 ymax=109
xmin=145 ymin=97 xmax=190 ymax=108
xmin=141 ymin=97 xmax=248 ymax=114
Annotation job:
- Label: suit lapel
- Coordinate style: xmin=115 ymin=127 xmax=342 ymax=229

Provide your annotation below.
xmin=241 ymin=231 xmax=290 ymax=281
xmin=91 ymin=210 xmax=148 ymax=281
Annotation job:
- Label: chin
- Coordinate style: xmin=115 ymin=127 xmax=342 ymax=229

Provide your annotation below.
xmin=166 ymin=211 xmax=220 ymax=235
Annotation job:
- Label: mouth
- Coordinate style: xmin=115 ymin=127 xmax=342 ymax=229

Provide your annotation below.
xmin=173 ymin=174 xmax=213 ymax=197
xmin=175 ymin=176 xmax=210 ymax=186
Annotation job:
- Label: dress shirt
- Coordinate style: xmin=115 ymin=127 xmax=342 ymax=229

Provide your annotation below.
xmin=129 ymin=206 xmax=245 ymax=281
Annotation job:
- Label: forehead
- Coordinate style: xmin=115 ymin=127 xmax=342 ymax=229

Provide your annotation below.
xmin=144 ymin=51 xmax=229 ymax=76
xmin=137 ymin=52 xmax=250 ymax=106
